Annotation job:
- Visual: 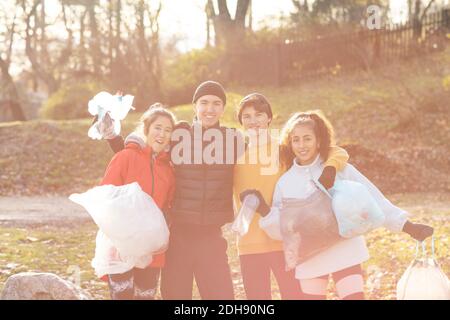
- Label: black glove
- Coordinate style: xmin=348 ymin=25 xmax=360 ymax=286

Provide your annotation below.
xmin=402 ymin=221 xmax=434 ymax=242
xmin=239 ymin=189 xmax=270 ymax=217
xmin=318 ymin=166 xmax=336 ymax=190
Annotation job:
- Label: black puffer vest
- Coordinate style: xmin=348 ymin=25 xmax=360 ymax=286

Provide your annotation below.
xmin=170 ymin=122 xmax=243 ymax=226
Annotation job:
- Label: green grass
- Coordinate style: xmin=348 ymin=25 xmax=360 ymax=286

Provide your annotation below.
xmin=0 ymin=223 xmax=109 ymax=300
xmin=0 ymin=193 xmax=448 ymax=300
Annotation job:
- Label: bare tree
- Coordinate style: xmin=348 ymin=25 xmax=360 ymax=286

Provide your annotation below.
xmin=0 ymin=2 xmax=26 ymax=121
xmin=412 ymin=0 xmax=436 ymax=39
xmin=206 ymin=0 xmax=251 ymax=48
xmin=133 ymin=0 xmax=163 ymax=102
xmin=22 ymin=0 xmax=67 ymax=93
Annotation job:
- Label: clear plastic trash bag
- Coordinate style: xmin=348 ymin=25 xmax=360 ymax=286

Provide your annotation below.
xmin=69 ymin=182 xmax=169 ymax=277
xmin=329 ymin=180 xmax=385 ymax=238
xmin=87 ymin=91 xmax=134 ymax=140
xmin=397 ymin=237 xmax=450 ymax=300
xmin=231 ymin=194 xmax=260 ymax=236
xmin=280 ymin=187 xmax=342 ymax=270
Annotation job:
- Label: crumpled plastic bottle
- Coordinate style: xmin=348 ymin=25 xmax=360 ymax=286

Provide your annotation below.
xmin=87 ymin=91 xmax=135 ymax=140
xmin=232 ymin=194 xmax=260 ymax=236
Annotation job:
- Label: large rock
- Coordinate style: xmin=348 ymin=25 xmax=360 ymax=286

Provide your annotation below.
xmin=1 ymin=272 xmax=92 ymax=300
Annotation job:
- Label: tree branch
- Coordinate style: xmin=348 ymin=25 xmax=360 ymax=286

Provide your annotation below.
xmin=420 ymin=0 xmax=436 ymax=21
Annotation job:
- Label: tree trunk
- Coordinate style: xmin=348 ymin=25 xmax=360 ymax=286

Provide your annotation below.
xmin=87 ymin=2 xmax=101 ymax=75
xmin=0 ymin=57 xmax=26 ymax=121
xmin=208 ymin=0 xmax=250 ymax=48
xmin=24 ymin=0 xmax=59 ymax=94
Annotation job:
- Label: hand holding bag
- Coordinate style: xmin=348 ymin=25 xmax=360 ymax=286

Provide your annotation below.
xmin=397 ymin=237 xmax=450 ymax=300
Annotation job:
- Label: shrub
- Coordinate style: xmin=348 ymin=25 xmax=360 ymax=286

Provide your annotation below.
xmin=162 ymin=47 xmax=225 ymax=105
xmin=40 ymin=82 xmax=104 ymax=120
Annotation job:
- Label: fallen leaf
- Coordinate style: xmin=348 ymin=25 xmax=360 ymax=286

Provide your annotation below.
xmin=26 ymin=236 xmax=39 ymax=242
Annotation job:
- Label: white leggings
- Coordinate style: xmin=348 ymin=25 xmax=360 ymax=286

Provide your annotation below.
xmin=299 ymin=264 xmax=365 ymax=300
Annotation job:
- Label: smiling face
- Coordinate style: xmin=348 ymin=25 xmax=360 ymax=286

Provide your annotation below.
xmin=194 ymin=95 xmax=225 ymax=128
xmin=146 ymin=116 xmax=174 ymax=153
xmin=240 ymin=105 xmax=271 ymax=134
xmin=290 ymin=124 xmax=320 ymax=165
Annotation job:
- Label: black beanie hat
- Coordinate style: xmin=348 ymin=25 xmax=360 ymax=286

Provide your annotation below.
xmin=192 ymin=81 xmax=227 ymax=105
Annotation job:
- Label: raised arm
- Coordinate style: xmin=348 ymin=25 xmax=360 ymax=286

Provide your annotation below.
xmin=91 ymin=114 xmax=125 ymax=154
xmin=107 ymin=136 xmax=125 ymax=154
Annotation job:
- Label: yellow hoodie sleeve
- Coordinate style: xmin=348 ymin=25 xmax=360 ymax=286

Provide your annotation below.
xmin=324 ymin=145 xmax=349 ymax=172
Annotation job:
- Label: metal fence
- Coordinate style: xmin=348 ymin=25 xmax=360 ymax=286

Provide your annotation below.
xmin=229 ymin=8 xmax=450 ymax=86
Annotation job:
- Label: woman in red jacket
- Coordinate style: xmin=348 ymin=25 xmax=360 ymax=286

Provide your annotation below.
xmin=100 ymin=104 xmax=176 ymax=300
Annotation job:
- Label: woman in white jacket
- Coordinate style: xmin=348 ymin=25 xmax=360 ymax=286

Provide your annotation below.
xmin=246 ymin=110 xmax=434 ymax=300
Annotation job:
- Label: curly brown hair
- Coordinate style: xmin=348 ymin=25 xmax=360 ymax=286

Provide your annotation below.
xmin=279 ymin=110 xmax=335 ymax=169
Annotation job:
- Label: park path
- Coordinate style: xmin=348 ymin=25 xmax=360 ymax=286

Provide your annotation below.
xmin=0 ymin=193 xmax=449 ymax=228
xmin=0 ymin=196 xmax=91 ymax=227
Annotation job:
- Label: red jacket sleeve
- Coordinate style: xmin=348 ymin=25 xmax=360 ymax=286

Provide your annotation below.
xmin=100 ymin=151 xmax=128 ymax=186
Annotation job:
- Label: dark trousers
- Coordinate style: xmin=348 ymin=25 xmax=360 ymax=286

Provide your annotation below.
xmin=161 ymin=224 xmax=235 ymax=300
xmin=239 ymin=250 xmax=304 ymax=300
xmin=108 ymin=266 xmax=160 ymax=300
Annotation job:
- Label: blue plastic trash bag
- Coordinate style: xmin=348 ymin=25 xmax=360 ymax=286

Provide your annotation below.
xmin=87 ymin=91 xmax=134 ymax=140
xmin=329 ymin=180 xmax=385 ymax=238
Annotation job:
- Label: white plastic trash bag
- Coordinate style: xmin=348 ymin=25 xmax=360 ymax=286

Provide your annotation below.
xmin=69 ymin=182 xmax=169 ymax=277
xmin=327 ymin=180 xmax=385 ymax=238
xmin=232 ymin=194 xmax=259 ymax=236
xmin=91 ymin=230 xmax=153 ymax=278
xmin=87 ymin=91 xmax=134 ymax=140
xmin=397 ymin=238 xmax=450 ymax=300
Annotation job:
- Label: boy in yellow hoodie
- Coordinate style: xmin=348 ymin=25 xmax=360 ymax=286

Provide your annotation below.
xmin=233 ymin=93 xmax=349 ymax=300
